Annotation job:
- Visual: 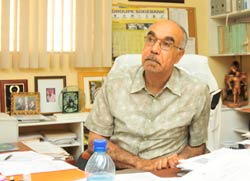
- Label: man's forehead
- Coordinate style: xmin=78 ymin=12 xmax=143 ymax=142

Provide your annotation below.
xmin=147 ymin=31 xmax=175 ymax=42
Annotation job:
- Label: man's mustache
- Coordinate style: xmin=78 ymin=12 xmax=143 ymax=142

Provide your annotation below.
xmin=145 ymin=55 xmax=161 ymax=65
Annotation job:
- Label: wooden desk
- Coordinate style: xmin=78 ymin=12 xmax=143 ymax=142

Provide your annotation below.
xmin=14 ymin=142 xmax=32 ymax=151
xmin=3 ymin=142 xmax=180 ymax=179
xmin=117 ymin=168 xmax=180 ymax=178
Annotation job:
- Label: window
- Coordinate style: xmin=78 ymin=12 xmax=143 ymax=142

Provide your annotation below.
xmin=0 ymin=0 xmax=111 ymax=68
xmin=47 ymin=0 xmax=76 ymax=52
xmin=1 ymin=0 xmax=76 ymax=52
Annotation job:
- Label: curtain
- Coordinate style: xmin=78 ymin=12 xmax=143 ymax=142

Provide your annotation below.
xmin=75 ymin=0 xmax=112 ymax=67
xmin=0 ymin=0 xmax=11 ymax=68
xmin=0 ymin=0 xmax=112 ymax=69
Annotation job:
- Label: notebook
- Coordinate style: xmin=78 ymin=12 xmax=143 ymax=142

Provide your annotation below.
xmin=0 ymin=143 xmax=19 ymax=153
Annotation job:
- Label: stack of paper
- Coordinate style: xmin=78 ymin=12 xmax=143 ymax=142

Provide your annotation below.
xmin=42 ymin=130 xmax=78 ymax=145
xmin=238 ymin=139 xmax=250 ymax=149
xmin=242 ymin=132 xmax=250 ymax=139
xmin=18 ymin=133 xmax=43 ymax=142
xmin=12 ymin=114 xmax=50 ymax=122
xmin=53 ymin=112 xmax=89 ymax=122
xmin=179 ymin=148 xmax=250 ymax=180
xmin=22 ymin=141 xmax=70 ymax=160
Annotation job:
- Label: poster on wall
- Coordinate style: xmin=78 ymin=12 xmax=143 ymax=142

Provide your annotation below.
xmin=112 ymin=6 xmax=168 ymax=59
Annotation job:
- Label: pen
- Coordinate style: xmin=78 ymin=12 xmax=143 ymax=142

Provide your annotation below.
xmin=4 ymin=154 xmax=12 ymax=161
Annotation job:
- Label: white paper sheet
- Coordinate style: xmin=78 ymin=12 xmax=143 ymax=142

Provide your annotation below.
xmin=22 ymin=141 xmax=69 ymax=156
xmin=179 ymin=148 xmax=250 ymax=181
xmin=0 ymin=151 xmax=76 ymax=176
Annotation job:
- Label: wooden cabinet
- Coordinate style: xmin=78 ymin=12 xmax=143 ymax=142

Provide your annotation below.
xmin=208 ymin=1 xmax=250 ymax=56
xmin=18 ymin=113 xmax=88 ymax=159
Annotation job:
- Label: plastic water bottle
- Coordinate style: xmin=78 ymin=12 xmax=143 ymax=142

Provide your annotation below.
xmin=85 ymin=139 xmax=115 ymax=181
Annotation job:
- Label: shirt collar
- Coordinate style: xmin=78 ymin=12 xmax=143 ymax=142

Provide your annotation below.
xmin=130 ymin=66 xmax=182 ymax=96
xmin=130 ymin=65 xmax=145 ymax=93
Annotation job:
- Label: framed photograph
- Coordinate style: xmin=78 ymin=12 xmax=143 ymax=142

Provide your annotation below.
xmin=62 ymin=91 xmax=79 ymax=113
xmin=0 ymin=79 xmax=28 ymax=113
xmin=11 ymin=92 xmax=40 ymax=115
xmin=128 ymin=0 xmax=184 ymax=3
xmin=78 ymin=68 xmax=110 ymax=112
xmin=34 ymin=76 xmax=66 ymax=115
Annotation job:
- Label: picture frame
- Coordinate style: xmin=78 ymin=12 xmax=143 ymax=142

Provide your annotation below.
xmin=11 ymin=92 xmax=40 ymax=115
xmin=62 ymin=91 xmax=79 ymax=113
xmin=78 ymin=68 xmax=110 ymax=112
xmin=0 ymin=79 xmax=28 ymax=113
xmin=128 ymin=0 xmax=184 ymax=3
xmin=34 ymin=76 xmax=66 ymax=115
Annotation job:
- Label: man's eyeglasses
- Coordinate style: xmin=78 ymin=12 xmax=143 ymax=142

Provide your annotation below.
xmin=144 ymin=35 xmax=183 ymax=51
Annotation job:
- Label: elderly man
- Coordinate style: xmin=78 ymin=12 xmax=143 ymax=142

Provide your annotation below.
xmin=84 ymin=20 xmax=210 ymax=171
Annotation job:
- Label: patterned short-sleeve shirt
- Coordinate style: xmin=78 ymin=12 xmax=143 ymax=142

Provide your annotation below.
xmin=85 ymin=65 xmax=210 ymax=159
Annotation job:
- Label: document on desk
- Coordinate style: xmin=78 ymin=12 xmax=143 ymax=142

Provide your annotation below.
xmin=179 ymin=148 xmax=250 ymax=181
xmin=22 ymin=141 xmax=70 ymax=159
xmin=0 ymin=151 xmax=76 ymax=176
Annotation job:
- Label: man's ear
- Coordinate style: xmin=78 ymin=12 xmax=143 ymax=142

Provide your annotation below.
xmin=175 ymin=49 xmax=185 ymax=64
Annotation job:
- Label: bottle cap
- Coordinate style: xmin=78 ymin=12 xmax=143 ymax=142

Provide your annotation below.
xmin=93 ymin=139 xmax=107 ymax=152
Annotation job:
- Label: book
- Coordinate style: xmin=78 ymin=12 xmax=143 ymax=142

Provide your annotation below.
xmin=0 ymin=143 xmax=19 ymax=153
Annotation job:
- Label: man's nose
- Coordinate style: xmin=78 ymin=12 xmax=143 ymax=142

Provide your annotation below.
xmin=151 ymin=40 xmax=161 ymax=54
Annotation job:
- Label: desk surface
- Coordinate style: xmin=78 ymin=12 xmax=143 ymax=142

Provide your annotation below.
xmin=117 ymin=168 xmax=180 ymax=178
xmin=15 ymin=142 xmax=32 ymax=151
xmin=3 ymin=142 xmax=180 ymax=180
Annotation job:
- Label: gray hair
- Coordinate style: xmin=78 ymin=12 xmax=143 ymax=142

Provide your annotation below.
xmin=177 ymin=24 xmax=188 ymax=49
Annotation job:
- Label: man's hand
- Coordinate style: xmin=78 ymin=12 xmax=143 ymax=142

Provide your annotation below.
xmin=136 ymin=154 xmax=182 ymax=171
xmin=135 ymin=157 xmax=169 ymax=171
xmin=167 ymin=154 xmax=183 ymax=168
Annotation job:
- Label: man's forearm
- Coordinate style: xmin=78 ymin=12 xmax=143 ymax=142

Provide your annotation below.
xmin=87 ymin=131 xmax=169 ymax=171
xmin=107 ymin=139 xmax=155 ymax=170
xmin=87 ymin=131 xmax=144 ymax=169
xmin=178 ymin=143 xmax=206 ymax=159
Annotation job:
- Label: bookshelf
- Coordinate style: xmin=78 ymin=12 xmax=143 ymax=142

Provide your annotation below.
xmin=18 ymin=113 xmax=89 ymax=160
xmin=208 ymin=1 xmax=250 ymax=57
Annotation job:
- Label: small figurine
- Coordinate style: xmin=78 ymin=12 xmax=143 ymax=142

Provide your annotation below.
xmin=222 ymin=60 xmax=248 ymax=108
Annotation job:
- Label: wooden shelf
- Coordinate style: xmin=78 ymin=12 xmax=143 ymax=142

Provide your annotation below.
xmin=18 ymin=118 xmax=84 ymax=127
xmin=211 ymin=9 xmax=250 ymax=19
xmin=209 ymin=53 xmax=250 ymax=57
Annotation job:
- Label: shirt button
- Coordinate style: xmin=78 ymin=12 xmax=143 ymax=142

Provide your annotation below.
xmin=144 ymin=137 xmax=148 ymax=141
